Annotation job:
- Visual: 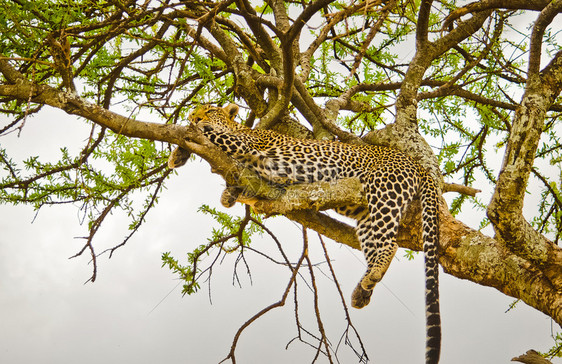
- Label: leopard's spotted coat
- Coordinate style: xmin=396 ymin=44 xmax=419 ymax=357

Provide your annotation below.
xmin=169 ymin=104 xmax=441 ymax=364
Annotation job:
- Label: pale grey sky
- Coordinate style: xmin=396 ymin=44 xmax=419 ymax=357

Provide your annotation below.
xmin=0 ymin=107 xmax=559 ymax=364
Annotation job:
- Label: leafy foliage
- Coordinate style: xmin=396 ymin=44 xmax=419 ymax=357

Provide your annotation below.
xmin=161 ymin=205 xmax=264 ymax=296
xmin=0 ymin=126 xmax=172 ymax=280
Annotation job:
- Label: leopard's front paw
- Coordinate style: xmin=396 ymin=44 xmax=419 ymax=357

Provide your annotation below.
xmin=168 ymin=147 xmax=191 ymax=169
xmin=220 ymin=186 xmax=242 ymax=208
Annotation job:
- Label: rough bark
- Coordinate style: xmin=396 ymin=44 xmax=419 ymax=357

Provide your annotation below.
xmin=486 ymin=4 xmax=562 ymax=311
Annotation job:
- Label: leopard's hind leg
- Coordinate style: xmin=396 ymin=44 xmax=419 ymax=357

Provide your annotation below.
xmin=351 ymin=176 xmax=412 ymax=309
xmin=351 ymin=212 xmax=399 ymax=308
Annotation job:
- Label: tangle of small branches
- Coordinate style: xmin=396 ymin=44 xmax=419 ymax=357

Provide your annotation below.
xmin=213 ymin=217 xmax=368 ymax=363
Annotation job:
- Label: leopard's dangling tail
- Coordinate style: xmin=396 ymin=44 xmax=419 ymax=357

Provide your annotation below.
xmin=419 ymin=172 xmax=441 ymax=364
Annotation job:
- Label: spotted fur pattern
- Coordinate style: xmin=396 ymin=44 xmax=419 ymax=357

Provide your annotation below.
xmin=169 ymin=104 xmax=441 ymax=364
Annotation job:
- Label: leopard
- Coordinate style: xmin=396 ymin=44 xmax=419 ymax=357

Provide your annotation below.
xmin=168 ymin=103 xmax=441 ymax=364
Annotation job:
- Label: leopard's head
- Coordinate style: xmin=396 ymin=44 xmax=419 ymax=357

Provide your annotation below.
xmin=189 ymin=104 xmax=242 ymax=133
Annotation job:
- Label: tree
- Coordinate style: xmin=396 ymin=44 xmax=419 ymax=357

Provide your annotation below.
xmin=0 ymin=0 xmax=561 ymax=362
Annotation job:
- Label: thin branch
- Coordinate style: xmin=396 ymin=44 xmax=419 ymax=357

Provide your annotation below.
xmin=318 ymin=234 xmax=368 ymax=363
xmin=442 ymin=0 xmax=551 ymax=31
xmin=442 ymin=182 xmax=481 ymax=196
xmin=101 ymin=166 xmax=173 ymax=258
xmin=220 ymin=226 xmax=308 ymax=364
xmin=345 ymin=2 xmax=393 ymax=82
xmin=531 ymin=168 xmax=562 ymax=211
xmin=300 ymin=1 xmax=379 ymax=80
xmin=303 ymin=228 xmax=334 ymax=363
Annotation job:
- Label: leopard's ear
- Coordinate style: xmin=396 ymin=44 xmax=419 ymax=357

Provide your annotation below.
xmin=224 ymin=103 xmax=239 ymax=120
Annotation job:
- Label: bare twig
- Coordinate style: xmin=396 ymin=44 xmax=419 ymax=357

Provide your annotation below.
xmin=220 ymin=226 xmax=308 ymax=363
xmin=318 ymin=234 xmax=369 ymax=363
xmin=303 ymin=228 xmax=334 ymax=363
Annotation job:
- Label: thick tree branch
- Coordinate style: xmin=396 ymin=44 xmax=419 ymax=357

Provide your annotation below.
xmin=439 ymin=207 xmax=562 ymax=327
xmin=234 ymin=0 xmax=281 ymax=70
xmin=204 ymin=16 xmax=269 ymax=116
xmin=487 ymin=51 xmax=562 ymax=288
xmin=443 ymin=0 xmax=551 ymax=31
xmin=416 ymin=0 xmax=433 ymax=48
xmin=250 ymin=178 xmax=365 ymax=215
xmin=0 ymin=58 xmax=246 ymax=187
xmin=257 ymin=0 xmax=337 ymax=129
xmin=528 ymin=1 xmax=562 ymax=77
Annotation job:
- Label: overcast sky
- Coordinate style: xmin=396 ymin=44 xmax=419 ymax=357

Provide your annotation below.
xmin=0 ymin=104 xmax=560 ymax=364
